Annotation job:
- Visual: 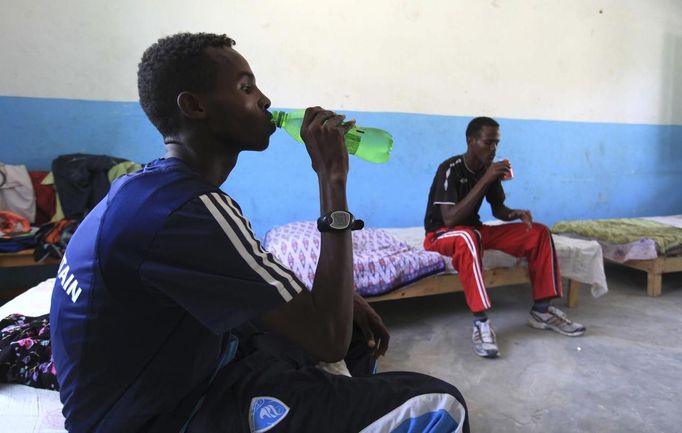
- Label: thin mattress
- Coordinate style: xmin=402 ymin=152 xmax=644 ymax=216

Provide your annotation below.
xmin=263 ymin=221 xmax=608 ymax=299
xmin=552 ymin=215 xmax=682 ymax=263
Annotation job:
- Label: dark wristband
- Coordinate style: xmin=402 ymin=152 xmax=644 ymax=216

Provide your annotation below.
xmin=317 ymin=211 xmax=364 ymax=232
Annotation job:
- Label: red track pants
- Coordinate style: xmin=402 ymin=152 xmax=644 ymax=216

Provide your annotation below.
xmin=424 ymin=223 xmax=562 ymax=312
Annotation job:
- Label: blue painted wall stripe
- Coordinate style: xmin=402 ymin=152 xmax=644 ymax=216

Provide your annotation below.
xmin=2 ymin=96 xmax=681 ymax=237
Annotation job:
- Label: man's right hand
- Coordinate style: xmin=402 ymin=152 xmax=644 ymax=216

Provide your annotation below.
xmin=300 ymin=107 xmax=355 ymax=180
xmin=482 ymin=160 xmax=511 ymax=184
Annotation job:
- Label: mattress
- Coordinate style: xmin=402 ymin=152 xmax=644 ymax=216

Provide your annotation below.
xmin=382 ymin=225 xmax=608 ymax=298
xmin=552 ymin=215 xmax=682 ymax=263
xmin=0 ymin=278 xmax=66 ymax=433
xmin=263 ymin=221 xmax=445 ymax=296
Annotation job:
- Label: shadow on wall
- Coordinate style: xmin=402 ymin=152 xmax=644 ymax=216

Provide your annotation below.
xmin=651 ymin=32 xmax=682 ymax=216
xmin=662 ymin=33 xmax=682 ymax=129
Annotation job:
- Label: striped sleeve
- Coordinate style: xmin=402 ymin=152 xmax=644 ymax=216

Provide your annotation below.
xmin=140 ymin=192 xmax=305 ymax=333
xmin=199 ymin=192 xmax=306 ymax=301
xmin=433 ymin=162 xmax=458 ymax=205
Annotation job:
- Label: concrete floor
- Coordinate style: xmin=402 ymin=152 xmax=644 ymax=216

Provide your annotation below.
xmin=372 ymin=263 xmax=682 ymax=433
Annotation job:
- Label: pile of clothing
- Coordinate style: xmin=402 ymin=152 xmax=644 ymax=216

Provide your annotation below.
xmin=0 ymin=154 xmax=141 ymax=260
xmin=0 ymin=313 xmax=58 ymax=390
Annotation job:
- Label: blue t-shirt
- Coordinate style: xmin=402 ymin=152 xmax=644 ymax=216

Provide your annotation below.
xmin=50 ymin=158 xmax=305 ymax=432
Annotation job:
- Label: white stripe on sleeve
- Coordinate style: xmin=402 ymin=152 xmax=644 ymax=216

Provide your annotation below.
xmin=212 ymin=193 xmax=306 ymax=296
xmin=199 ymin=194 xmax=301 ymax=302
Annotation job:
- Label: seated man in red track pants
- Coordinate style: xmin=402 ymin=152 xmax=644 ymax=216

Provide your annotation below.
xmin=423 ymin=116 xmax=585 ymax=358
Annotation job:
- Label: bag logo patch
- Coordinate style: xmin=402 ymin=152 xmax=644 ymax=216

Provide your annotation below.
xmin=249 ymin=396 xmax=290 ymax=433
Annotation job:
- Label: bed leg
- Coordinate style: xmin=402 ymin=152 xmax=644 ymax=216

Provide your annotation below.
xmin=646 ymin=272 xmax=662 ymax=297
xmin=566 ymin=279 xmax=580 ymax=308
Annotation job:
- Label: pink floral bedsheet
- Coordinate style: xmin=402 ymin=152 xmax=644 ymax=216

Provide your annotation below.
xmin=263 ymin=221 xmax=444 ymax=296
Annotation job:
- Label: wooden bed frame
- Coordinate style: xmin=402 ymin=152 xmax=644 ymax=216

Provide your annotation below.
xmin=610 ymin=256 xmax=682 ymax=297
xmin=0 ymin=249 xmax=59 ymax=301
xmin=365 ymin=265 xmax=581 ymax=308
xmin=0 ymin=249 xmax=58 ymax=268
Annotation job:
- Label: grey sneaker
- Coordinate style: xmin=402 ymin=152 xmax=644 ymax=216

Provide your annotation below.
xmin=528 ymin=306 xmax=586 ymax=336
xmin=472 ymin=320 xmax=499 ymax=358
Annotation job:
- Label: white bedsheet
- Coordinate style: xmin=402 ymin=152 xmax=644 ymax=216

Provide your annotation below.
xmin=382 ymin=226 xmax=608 ymax=298
xmin=0 ymin=278 xmax=66 ymax=433
xmin=0 ymin=278 xmax=55 ymax=318
xmin=0 ymin=384 xmax=65 ymax=433
xmin=643 ymin=215 xmax=682 ymax=229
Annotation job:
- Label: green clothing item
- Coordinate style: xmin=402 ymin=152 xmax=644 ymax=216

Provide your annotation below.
xmin=107 ymin=161 xmax=142 ymax=183
xmin=40 ymin=172 xmax=64 ymax=222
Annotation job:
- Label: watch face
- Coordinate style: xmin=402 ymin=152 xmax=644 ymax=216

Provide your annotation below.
xmin=329 ymin=211 xmax=352 ymax=229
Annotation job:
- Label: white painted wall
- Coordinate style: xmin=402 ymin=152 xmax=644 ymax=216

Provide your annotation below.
xmin=1 ymin=0 xmax=681 ymax=125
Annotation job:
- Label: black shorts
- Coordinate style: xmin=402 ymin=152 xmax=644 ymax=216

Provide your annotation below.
xmin=187 ymin=328 xmax=469 ymax=433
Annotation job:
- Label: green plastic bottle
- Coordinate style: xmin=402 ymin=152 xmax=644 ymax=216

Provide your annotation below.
xmin=271 ymin=109 xmax=393 ymax=163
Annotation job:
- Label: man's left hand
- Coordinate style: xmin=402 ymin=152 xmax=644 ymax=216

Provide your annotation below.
xmin=353 ymin=293 xmax=390 ymax=357
xmin=508 ymin=209 xmax=533 ymax=229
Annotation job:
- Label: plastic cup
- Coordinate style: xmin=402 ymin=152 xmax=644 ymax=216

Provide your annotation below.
xmin=496 ymin=158 xmax=514 ymax=181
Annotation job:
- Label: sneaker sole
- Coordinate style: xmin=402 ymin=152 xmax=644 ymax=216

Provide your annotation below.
xmin=527 ymin=318 xmax=586 ymax=337
xmin=474 ymin=347 xmax=500 ymax=358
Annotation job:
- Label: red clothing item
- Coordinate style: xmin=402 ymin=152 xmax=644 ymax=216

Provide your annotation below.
xmin=424 ymin=222 xmax=562 ymax=313
xmin=0 ymin=210 xmax=31 ymax=236
xmin=28 ymin=171 xmax=56 ymax=225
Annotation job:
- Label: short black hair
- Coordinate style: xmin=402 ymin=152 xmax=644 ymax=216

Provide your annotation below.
xmin=137 ymin=32 xmax=236 ymax=136
xmin=465 ymin=117 xmax=499 ymax=140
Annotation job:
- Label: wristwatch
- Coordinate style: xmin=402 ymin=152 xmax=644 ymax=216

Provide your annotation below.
xmin=317 ymin=211 xmax=365 ymax=232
